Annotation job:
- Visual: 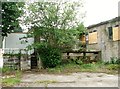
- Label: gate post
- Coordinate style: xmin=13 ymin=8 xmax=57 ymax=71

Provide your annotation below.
xmin=18 ymin=49 xmax=21 ymax=70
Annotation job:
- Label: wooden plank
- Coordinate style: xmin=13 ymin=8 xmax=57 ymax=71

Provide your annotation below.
xmin=113 ymin=27 xmax=120 ymax=41
xmin=88 ymin=32 xmax=98 ymax=44
xmin=62 ymin=50 xmax=100 ymax=53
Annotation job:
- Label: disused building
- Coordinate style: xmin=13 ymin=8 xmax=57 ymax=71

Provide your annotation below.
xmin=87 ymin=17 xmax=120 ymax=61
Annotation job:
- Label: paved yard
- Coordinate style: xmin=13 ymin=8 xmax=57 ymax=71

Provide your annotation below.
xmin=15 ymin=72 xmax=118 ymax=87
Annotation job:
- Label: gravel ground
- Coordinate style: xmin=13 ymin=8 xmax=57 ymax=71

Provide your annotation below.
xmin=14 ymin=72 xmax=118 ymax=87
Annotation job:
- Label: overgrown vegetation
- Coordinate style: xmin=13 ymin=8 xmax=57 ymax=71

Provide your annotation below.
xmin=103 ymin=57 xmax=120 ymax=71
xmin=2 ymin=66 xmax=15 ymax=74
xmin=2 ymin=77 xmax=21 ymax=87
xmin=2 ymin=67 xmax=22 ymax=87
xmin=1 ymin=58 xmax=119 ymax=87
xmin=24 ymin=1 xmax=86 ymax=68
xmin=36 ymin=59 xmax=119 ymax=75
xmin=37 ymin=43 xmax=61 ymax=68
xmin=104 ymin=57 xmax=120 ymax=65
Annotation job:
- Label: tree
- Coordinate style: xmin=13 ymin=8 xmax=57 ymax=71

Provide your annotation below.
xmin=1 ymin=2 xmax=24 ymax=36
xmin=0 ymin=2 xmax=24 ymax=48
xmin=22 ymin=1 xmax=86 ymax=50
xmin=21 ymin=1 xmax=86 ymax=68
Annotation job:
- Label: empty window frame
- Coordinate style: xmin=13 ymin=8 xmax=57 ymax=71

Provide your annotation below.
xmin=108 ymin=27 xmax=113 ymax=39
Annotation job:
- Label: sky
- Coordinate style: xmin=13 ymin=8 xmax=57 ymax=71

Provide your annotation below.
xmin=23 ymin=0 xmax=120 ymax=27
xmin=84 ymin=0 xmax=120 ymax=26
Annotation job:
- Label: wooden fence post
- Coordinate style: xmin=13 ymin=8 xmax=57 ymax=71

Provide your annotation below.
xmin=18 ymin=49 xmax=21 ymax=70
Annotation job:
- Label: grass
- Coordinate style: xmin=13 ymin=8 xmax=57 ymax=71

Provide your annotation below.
xmin=2 ymin=66 xmax=15 ymax=74
xmin=1 ymin=59 xmax=119 ymax=86
xmin=35 ymin=80 xmax=58 ymax=84
xmin=1 ymin=67 xmax=22 ymax=87
xmin=44 ymin=61 xmax=119 ymax=75
xmin=2 ymin=77 xmax=21 ymax=87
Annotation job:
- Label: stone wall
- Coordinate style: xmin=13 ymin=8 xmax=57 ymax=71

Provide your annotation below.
xmin=87 ymin=17 xmax=120 ymax=61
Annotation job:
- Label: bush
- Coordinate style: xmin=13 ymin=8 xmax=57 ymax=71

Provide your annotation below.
xmin=37 ymin=44 xmax=61 ymax=68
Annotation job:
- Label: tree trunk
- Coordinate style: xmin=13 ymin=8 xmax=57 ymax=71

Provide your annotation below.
xmin=30 ymin=35 xmax=40 ymax=69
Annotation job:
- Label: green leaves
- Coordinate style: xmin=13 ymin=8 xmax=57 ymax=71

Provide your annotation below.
xmin=1 ymin=2 xmax=24 ymax=36
xmin=37 ymin=44 xmax=61 ymax=68
xmin=24 ymin=1 xmax=86 ymax=51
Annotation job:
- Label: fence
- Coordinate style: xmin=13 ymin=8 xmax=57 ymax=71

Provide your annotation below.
xmin=3 ymin=48 xmax=31 ymax=70
xmin=62 ymin=50 xmax=101 ymax=63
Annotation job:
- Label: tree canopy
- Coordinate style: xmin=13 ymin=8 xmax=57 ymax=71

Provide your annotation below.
xmin=20 ymin=1 xmax=86 ymax=51
xmin=1 ymin=2 xmax=24 ymax=36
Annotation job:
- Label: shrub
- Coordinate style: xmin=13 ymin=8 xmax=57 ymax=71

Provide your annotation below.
xmin=37 ymin=44 xmax=61 ymax=68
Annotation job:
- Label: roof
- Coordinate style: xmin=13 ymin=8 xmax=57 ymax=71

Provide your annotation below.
xmin=11 ymin=27 xmax=23 ymax=33
xmin=87 ymin=17 xmax=120 ymax=29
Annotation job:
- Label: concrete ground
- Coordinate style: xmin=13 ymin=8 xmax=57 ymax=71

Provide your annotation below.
xmin=15 ymin=72 xmax=118 ymax=87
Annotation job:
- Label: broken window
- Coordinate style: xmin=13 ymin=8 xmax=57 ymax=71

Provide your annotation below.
xmin=108 ymin=27 xmax=113 ymax=39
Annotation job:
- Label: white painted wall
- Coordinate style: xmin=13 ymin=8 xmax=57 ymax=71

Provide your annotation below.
xmin=4 ymin=33 xmax=34 ymax=54
xmin=0 ymin=49 xmax=3 ymax=68
xmin=0 ymin=35 xmax=3 ymax=48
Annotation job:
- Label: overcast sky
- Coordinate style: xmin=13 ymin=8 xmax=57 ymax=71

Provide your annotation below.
xmin=84 ymin=0 xmax=120 ymax=26
xmin=21 ymin=0 xmax=120 ymax=30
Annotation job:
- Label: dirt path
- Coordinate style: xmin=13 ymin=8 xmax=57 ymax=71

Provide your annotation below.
xmin=15 ymin=72 xmax=118 ymax=87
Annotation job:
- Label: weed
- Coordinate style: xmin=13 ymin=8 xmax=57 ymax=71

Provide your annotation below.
xmin=45 ymin=61 xmax=119 ymax=74
xmin=2 ymin=70 xmax=22 ymax=87
xmin=36 ymin=80 xmax=58 ymax=84
xmin=105 ymin=64 xmax=119 ymax=70
xmin=2 ymin=66 xmax=14 ymax=73
xmin=2 ymin=77 xmax=21 ymax=87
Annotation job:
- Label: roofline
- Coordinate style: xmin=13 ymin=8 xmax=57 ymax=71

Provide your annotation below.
xmin=10 ymin=32 xmax=28 ymax=34
xmin=87 ymin=16 xmax=120 ymax=29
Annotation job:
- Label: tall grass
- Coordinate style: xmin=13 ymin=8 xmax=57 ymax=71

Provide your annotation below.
xmin=46 ymin=60 xmax=119 ymax=74
xmin=1 ymin=67 xmax=22 ymax=87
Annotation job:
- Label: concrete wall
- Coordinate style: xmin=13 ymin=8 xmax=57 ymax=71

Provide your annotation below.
xmin=87 ymin=20 xmax=120 ymax=61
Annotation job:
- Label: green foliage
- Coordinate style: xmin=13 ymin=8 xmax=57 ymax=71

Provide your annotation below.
xmin=110 ymin=57 xmax=120 ymax=64
xmin=75 ymin=59 xmax=83 ymax=65
xmin=24 ymin=1 xmax=85 ymax=68
xmin=106 ymin=64 xmax=119 ymax=70
xmin=24 ymin=1 xmax=85 ymax=51
xmin=2 ymin=77 xmax=21 ymax=87
xmin=104 ymin=57 xmax=120 ymax=65
xmin=37 ymin=60 xmax=118 ymax=74
xmin=2 ymin=66 xmax=14 ymax=73
xmin=1 ymin=2 xmax=24 ymax=36
xmin=2 ymin=70 xmax=22 ymax=87
xmin=37 ymin=43 xmax=61 ymax=68
xmin=76 ymin=23 xmax=87 ymax=37
xmin=2 ymin=68 xmax=22 ymax=86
